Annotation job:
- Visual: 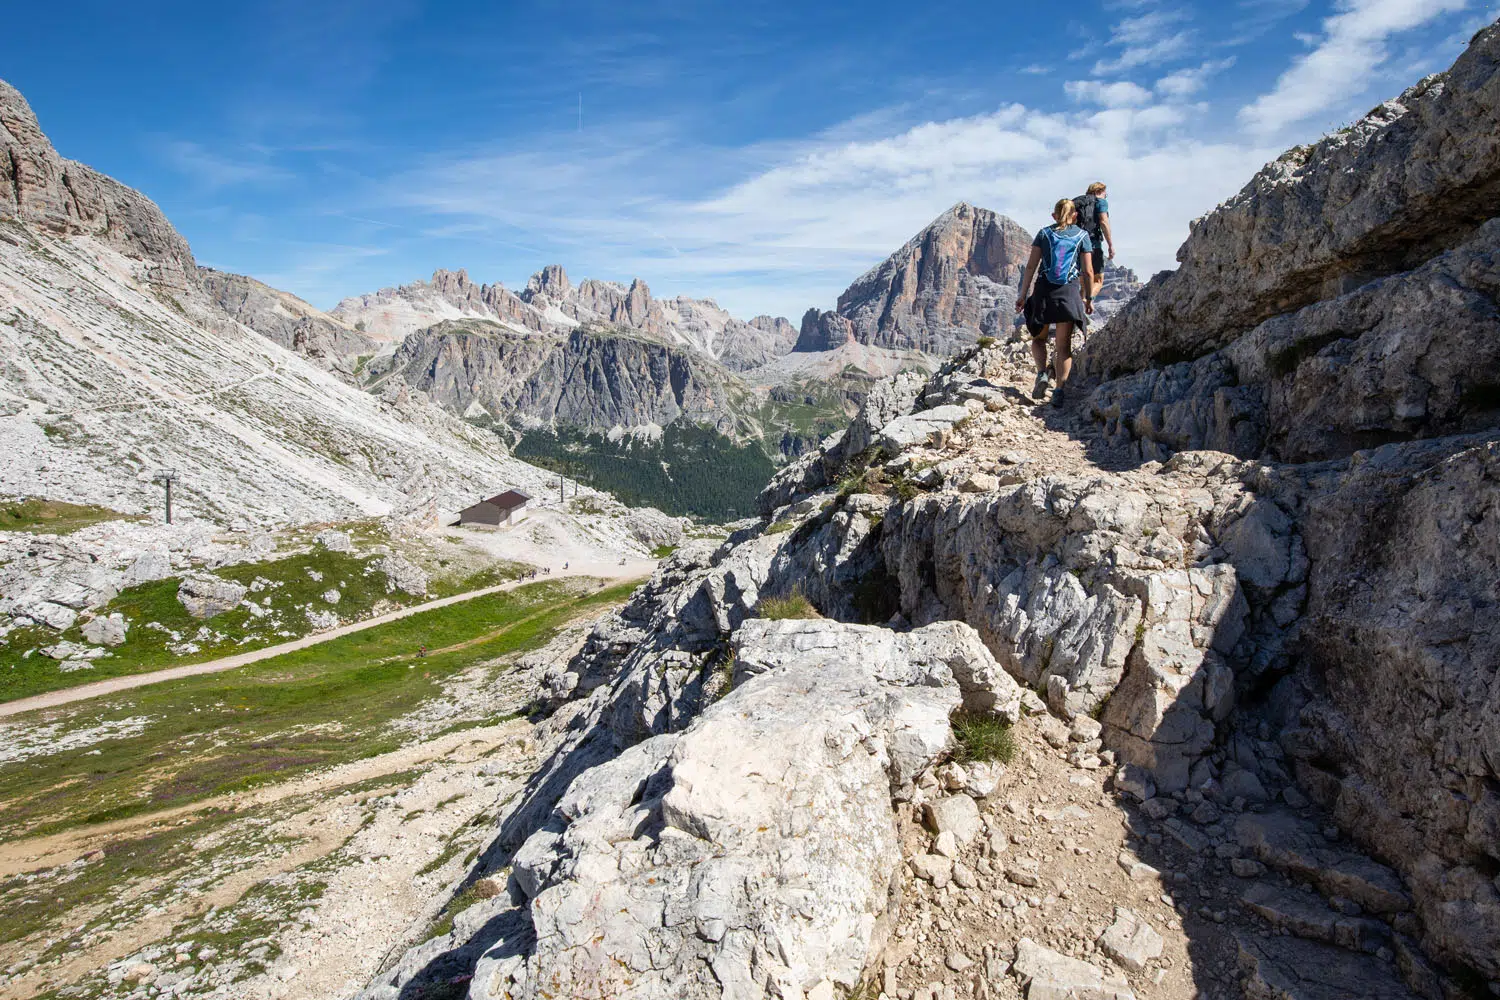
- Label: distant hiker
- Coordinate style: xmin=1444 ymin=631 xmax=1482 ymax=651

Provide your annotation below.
xmin=1015 ymin=197 xmax=1096 ymax=405
xmin=418 ymin=644 xmax=427 ymax=658
xmin=1072 ymin=181 xmax=1114 ymax=306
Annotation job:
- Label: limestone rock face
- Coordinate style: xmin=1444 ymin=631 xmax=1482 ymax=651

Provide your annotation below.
xmin=382 ymin=321 xmax=747 ymax=437
xmin=0 ymin=78 xmax=196 ymax=291
xmin=198 ymin=268 xmax=379 ymax=373
xmin=1090 ymin=20 xmax=1500 ymax=379
xmin=1287 ymin=438 xmax=1500 ymax=973
xmin=498 ymin=619 xmax=964 ymax=999
xmin=797 ymin=203 xmax=1033 ymax=356
xmin=1089 ymin=218 xmax=1500 ymax=463
xmin=1 ymin=78 xmax=598 ymax=528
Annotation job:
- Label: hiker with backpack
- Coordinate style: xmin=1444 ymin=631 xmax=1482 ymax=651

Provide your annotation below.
xmin=1014 ymin=197 xmax=1096 ymax=405
xmin=1072 ymin=181 xmax=1114 ymax=306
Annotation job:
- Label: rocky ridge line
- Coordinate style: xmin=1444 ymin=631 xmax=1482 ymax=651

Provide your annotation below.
xmin=332 ymin=265 xmax=799 ymax=373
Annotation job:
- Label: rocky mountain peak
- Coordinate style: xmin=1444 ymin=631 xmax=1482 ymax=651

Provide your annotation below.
xmin=523 ymin=263 xmax=572 ymax=300
xmin=430 ymin=267 xmax=475 ymax=294
xmin=797 ymin=203 xmax=1038 ymax=356
xmin=1 ymin=77 xmax=196 ymax=290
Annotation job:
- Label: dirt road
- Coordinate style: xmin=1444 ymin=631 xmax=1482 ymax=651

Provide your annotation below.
xmin=0 ymin=566 xmax=649 ymax=718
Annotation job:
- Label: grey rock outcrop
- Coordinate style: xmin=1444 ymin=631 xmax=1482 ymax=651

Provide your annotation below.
xmin=1089 ymin=218 xmax=1500 ymax=463
xmin=1067 ymin=23 xmax=1500 ymax=980
xmin=382 ymin=321 xmax=748 ymax=438
xmin=362 ymin=523 xmax=1007 ymax=999
xmin=80 ymin=613 xmax=128 ymax=647
xmin=197 ymin=268 xmax=379 ymax=373
xmin=1 ymin=78 xmax=196 ymax=291
xmin=375 ymin=552 xmax=428 ymax=596
xmin=493 ymin=619 xmax=966 ymax=999
xmin=177 ymin=574 xmax=248 ymax=618
xmin=1090 ymin=20 xmax=1500 ymax=379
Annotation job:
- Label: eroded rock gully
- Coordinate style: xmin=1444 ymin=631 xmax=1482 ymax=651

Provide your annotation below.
xmin=363 ymin=25 xmax=1499 ymax=1000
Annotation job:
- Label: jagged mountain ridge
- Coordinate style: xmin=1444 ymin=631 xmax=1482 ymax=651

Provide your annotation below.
xmin=335 ymin=204 xmax=1138 ymax=460
xmin=332 ymin=264 xmax=799 ymax=373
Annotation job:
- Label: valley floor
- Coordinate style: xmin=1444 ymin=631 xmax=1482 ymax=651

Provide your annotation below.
xmin=0 ymin=578 xmax=640 ymax=1000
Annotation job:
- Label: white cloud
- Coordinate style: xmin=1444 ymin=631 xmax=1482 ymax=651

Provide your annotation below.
xmin=1155 ymin=58 xmax=1236 ymax=98
xmin=1239 ymin=0 xmax=1469 ymax=134
xmin=380 ymin=94 xmax=1277 ymax=320
xmin=1093 ymin=8 xmax=1196 ymax=74
xmin=1066 ymin=80 xmax=1156 ymax=107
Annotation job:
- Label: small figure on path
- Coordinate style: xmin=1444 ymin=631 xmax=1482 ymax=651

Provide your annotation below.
xmin=1015 ymin=197 xmax=1095 ymax=406
xmin=418 ymin=643 xmax=427 ymax=658
xmin=1072 ymin=182 xmax=1114 ymax=303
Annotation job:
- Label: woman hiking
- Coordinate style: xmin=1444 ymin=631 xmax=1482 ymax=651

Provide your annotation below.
xmin=1015 ymin=197 xmax=1096 ymax=405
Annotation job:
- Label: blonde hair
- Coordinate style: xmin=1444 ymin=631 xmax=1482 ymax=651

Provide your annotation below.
xmin=1087 ymin=181 xmax=1107 ymax=195
xmin=1053 ymin=198 xmax=1078 ymax=229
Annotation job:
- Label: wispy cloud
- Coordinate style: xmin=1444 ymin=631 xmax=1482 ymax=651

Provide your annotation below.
xmin=1093 ymin=8 xmax=1196 ymax=74
xmin=159 ymin=140 xmax=293 ymax=189
xmin=1239 ymin=0 xmax=1469 ymax=134
xmin=1231 ymin=0 xmax=1313 ymax=40
xmin=1155 ymin=58 xmax=1236 ymax=98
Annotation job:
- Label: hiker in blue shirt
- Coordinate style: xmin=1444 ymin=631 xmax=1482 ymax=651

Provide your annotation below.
xmin=1073 ymin=181 xmax=1115 ymax=305
xmin=1014 ymin=197 xmax=1095 ymax=405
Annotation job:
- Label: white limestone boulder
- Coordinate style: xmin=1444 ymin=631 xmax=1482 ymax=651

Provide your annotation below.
xmin=498 ymin=618 xmax=966 ymax=1000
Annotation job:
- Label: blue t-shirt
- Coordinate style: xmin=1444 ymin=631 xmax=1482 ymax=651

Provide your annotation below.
xmin=1033 ymin=225 xmax=1094 ymax=286
xmin=1096 ymin=196 xmax=1110 ymax=216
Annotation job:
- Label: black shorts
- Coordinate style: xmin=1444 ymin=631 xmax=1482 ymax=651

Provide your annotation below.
xmin=1024 ymin=276 xmax=1087 ymax=338
xmin=1090 ymin=246 xmax=1105 ymax=279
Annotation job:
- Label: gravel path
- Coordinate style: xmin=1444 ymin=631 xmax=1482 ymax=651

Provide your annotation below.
xmin=0 ymin=567 xmax=646 ymax=718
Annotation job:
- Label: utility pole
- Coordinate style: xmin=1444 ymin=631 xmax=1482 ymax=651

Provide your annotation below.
xmin=153 ymin=468 xmax=178 ymax=524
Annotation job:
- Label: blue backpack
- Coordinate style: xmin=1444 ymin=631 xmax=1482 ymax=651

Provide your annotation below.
xmin=1038 ymin=226 xmax=1088 ymax=286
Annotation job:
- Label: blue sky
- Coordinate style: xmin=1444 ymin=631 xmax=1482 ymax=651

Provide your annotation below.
xmin=4 ymin=0 xmax=1493 ymax=320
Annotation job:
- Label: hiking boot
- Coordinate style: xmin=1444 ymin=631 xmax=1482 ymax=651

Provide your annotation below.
xmin=1031 ymin=370 xmax=1051 ymax=401
xmin=1051 ymin=383 xmax=1067 ymax=408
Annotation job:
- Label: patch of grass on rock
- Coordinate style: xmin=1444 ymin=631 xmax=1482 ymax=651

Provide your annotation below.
xmin=950 ymin=710 xmax=1016 ymax=765
xmin=756 ymin=589 xmax=820 ymax=621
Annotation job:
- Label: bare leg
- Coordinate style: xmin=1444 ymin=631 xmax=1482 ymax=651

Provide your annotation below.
xmin=1055 ymin=324 xmax=1073 ymax=384
xmin=1030 ymin=331 xmax=1049 ymax=371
